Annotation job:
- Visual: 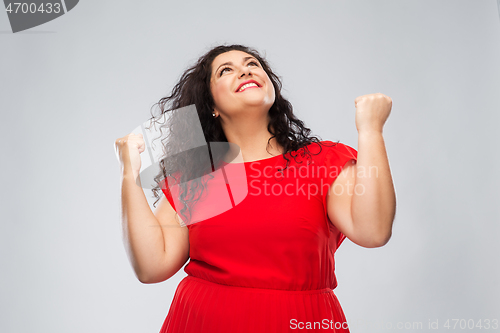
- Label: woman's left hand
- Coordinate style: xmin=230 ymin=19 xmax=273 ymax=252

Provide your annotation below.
xmin=354 ymin=93 xmax=392 ymax=134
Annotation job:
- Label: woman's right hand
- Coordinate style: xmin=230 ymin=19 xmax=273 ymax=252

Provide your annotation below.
xmin=114 ymin=133 xmax=145 ymax=179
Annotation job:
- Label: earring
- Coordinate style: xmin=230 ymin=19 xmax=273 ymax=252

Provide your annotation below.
xmin=212 ymin=113 xmax=216 ymax=117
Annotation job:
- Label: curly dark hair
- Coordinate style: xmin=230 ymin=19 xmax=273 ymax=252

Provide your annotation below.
xmin=148 ymin=44 xmax=333 ymax=224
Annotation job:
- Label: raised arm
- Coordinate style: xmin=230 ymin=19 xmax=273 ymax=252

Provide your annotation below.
xmin=115 ymin=133 xmax=190 ymax=283
xmin=327 ymin=93 xmax=396 ymax=248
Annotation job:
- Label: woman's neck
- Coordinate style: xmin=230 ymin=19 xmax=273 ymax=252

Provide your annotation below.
xmin=220 ymin=114 xmax=284 ymax=162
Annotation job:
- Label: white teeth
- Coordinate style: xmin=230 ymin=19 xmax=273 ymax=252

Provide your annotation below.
xmin=238 ymin=82 xmax=258 ymax=92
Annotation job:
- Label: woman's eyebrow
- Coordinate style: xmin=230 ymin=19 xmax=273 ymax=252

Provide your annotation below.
xmin=215 ymin=57 xmax=258 ymax=74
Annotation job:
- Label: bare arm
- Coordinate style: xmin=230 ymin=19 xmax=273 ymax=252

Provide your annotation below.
xmin=327 ymin=93 xmax=396 ymax=248
xmin=327 ymin=133 xmax=395 ymax=248
xmin=117 ymin=133 xmax=189 ymax=284
xmin=121 ymin=173 xmax=189 ymax=283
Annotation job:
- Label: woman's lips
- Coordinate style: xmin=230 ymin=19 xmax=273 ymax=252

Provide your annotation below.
xmin=235 ymin=80 xmax=261 ymax=92
xmin=238 ymin=86 xmax=259 ymax=92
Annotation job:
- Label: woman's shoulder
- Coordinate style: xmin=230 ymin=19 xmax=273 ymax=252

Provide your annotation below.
xmin=295 ymin=140 xmax=358 ymax=169
xmin=297 ymin=140 xmax=356 ymax=156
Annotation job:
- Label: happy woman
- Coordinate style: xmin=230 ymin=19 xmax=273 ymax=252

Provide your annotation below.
xmin=114 ymin=44 xmax=396 ymax=332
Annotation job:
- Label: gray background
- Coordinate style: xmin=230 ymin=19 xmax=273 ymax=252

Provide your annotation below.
xmin=1 ymin=0 xmax=499 ymax=332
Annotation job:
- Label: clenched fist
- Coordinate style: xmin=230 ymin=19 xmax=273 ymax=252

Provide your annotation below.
xmin=354 ymin=93 xmax=392 ymax=134
xmin=114 ymin=133 xmax=145 ymax=180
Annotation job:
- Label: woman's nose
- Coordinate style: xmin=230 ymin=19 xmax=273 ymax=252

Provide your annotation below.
xmin=239 ymin=65 xmax=251 ymax=77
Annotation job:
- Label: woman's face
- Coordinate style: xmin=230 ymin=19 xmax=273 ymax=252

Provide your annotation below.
xmin=210 ymin=50 xmax=275 ymax=118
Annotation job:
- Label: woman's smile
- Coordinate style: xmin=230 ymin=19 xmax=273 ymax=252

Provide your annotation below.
xmin=235 ymin=80 xmax=262 ymax=93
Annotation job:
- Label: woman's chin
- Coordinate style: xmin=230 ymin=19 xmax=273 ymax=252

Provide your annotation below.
xmin=223 ymin=106 xmax=271 ymax=118
xmin=239 ymin=96 xmax=274 ymax=108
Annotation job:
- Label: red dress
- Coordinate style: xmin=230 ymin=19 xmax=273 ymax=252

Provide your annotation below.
xmin=159 ymin=141 xmax=357 ymax=332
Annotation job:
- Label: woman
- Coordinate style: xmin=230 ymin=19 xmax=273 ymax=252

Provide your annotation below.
xmin=114 ymin=44 xmax=396 ymax=332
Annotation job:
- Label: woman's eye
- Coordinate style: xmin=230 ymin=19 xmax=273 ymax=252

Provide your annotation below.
xmin=220 ymin=67 xmax=231 ymax=76
xmin=219 ymin=61 xmax=258 ymax=77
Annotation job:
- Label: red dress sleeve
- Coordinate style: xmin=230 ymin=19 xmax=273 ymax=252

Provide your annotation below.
xmin=160 ymin=176 xmax=179 ymax=214
xmin=161 ymin=176 xmax=191 ymax=227
xmin=320 ymin=141 xmax=358 ymax=248
xmin=160 ymin=179 xmax=173 ymax=206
